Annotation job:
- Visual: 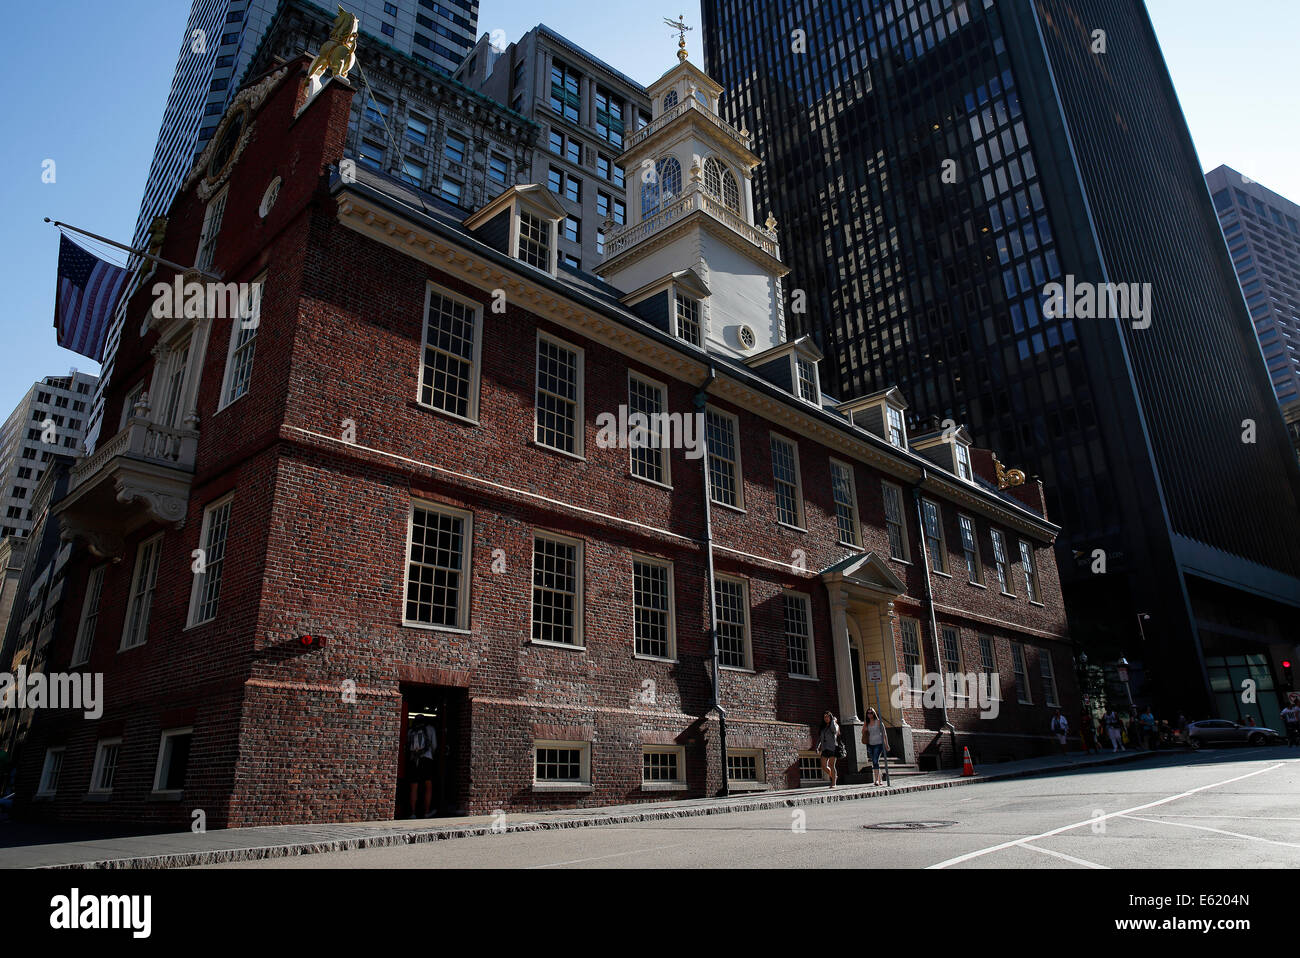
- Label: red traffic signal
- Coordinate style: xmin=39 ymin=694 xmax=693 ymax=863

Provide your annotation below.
xmin=299 ymin=634 xmax=326 ymax=649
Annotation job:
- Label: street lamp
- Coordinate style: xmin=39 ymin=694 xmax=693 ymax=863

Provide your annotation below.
xmin=1136 ymin=613 xmax=1151 ymax=644
xmin=1117 ymin=657 xmax=1136 ymax=711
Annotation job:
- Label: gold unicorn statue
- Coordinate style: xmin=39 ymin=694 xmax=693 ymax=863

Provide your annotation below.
xmin=307 ymin=7 xmax=359 ymax=84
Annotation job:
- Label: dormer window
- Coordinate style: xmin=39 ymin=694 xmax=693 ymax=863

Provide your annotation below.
xmin=795 ymin=356 xmax=820 ymax=405
xmin=954 ymin=441 xmax=973 ymax=481
xmin=887 ymin=406 xmax=907 ymax=448
xmin=642 ymin=156 xmax=683 ymax=218
xmin=517 ymin=209 xmax=552 ymax=271
xmin=676 ymin=293 xmax=702 ymax=347
xmin=703 ymin=158 xmax=740 ymax=213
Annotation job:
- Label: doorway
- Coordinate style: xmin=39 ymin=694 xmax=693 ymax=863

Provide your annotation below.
xmin=397 ymin=684 xmax=469 ymax=819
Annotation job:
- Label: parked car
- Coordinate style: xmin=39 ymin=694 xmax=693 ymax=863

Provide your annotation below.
xmin=1185 ymin=719 xmax=1282 ymax=749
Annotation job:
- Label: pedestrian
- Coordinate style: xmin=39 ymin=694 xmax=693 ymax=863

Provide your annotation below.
xmin=1175 ymin=711 xmax=1189 ymax=745
xmin=406 ymin=717 xmax=438 ymax=818
xmin=860 ymin=707 xmax=889 ymax=787
xmin=1245 ymin=715 xmax=1257 ymax=727
xmin=1051 ymin=709 xmax=1070 ymax=757
xmin=1081 ymin=712 xmax=1099 ymax=754
xmin=816 ymin=710 xmax=842 ymax=788
xmin=1138 ymin=706 xmax=1157 ymax=750
xmin=1104 ymin=710 xmax=1124 ymax=752
xmin=1282 ymin=700 xmax=1300 ymax=748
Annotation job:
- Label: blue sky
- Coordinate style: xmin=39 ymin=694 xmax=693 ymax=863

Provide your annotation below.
xmin=2 ymin=0 xmax=1296 ymax=416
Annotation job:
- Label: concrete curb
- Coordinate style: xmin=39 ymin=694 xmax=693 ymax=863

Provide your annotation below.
xmin=39 ymin=749 xmax=1165 ymax=869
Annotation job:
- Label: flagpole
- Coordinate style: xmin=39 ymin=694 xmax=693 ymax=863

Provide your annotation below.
xmin=45 ymin=218 xmax=219 ymax=281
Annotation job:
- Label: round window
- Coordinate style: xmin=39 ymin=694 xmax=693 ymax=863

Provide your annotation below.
xmin=259 ymin=177 xmax=282 ymax=218
xmin=738 ymin=325 xmax=756 ymax=350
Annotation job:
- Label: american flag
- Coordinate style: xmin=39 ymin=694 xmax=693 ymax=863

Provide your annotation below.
xmin=54 ymin=233 xmax=128 ymax=363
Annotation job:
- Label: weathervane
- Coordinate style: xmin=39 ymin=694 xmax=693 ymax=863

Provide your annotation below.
xmin=664 ymin=14 xmax=692 ymax=61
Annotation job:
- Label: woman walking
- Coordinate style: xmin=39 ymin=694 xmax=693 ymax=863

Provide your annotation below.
xmin=816 ymin=711 xmax=842 ymax=787
xmin=1103 ymin=710 xmax=1124 ymax=752
xmin=861 ymin=707 xmax=889 ymax=786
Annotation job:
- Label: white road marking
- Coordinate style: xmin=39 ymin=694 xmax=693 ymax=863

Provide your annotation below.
xmin=927 ymin=762 xmax=1286 ymax=869
xmin=527 ymin=842 xmax=692 ymax=869
xmin=1120 ymin=814 xmax=1300 ymax=850
xmin=1019 ymin=842 xmax=1108 ymax=869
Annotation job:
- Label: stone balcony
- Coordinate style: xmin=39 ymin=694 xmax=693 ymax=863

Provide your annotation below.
xmin=54 ymin=412 xmax=200 ymax=559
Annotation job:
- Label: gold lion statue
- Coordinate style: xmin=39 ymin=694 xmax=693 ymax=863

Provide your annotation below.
xmin=307 ymin=7 xmax=359 ymax=83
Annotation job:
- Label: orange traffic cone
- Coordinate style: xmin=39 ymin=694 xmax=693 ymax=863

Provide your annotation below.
xmin=961 ymin=747 xmax=975 ymax=777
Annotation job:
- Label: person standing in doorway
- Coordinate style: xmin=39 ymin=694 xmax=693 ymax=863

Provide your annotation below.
xmin=407 ymin=717 xmax=438 ymax=818
xmin=816 ymin=711 xmax=841 ymax=788
xmin=1051 ymin=710 xmax=1070 ymax=758
xmin=861 ymin=708 xmax=889 ymax=787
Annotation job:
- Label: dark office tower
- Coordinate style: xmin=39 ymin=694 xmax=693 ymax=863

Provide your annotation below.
xmin=702 ymin=0 xmax=1300 ymax=722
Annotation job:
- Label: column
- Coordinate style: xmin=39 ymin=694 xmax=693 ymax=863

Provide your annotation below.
xmin=879 ymin=601 xmax=915 ymax=763
xmin=829 ymin=589 xmax=857 ymax=727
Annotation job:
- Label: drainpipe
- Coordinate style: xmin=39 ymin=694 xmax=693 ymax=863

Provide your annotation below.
xmin=695 ymin=362 xmax=727 ymax=797
xmin=912 ymin=468 xmax=957 ymax=767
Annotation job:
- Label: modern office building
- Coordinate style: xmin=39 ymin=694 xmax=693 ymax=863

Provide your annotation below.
xmin=10 ymin=50 xmax=1075 ymax=827
xmin=0 ymin=373 xmax=99 ymax=542
xmin=455 ymin=25 xmax=652 ymax=272
xmin=89 ymin=0 xmax=480 ymax=456
xmin=1206 ymin=166 xmax=1300 ymax=406
xmin=701 ymin=0 xmax=1300 ymax=723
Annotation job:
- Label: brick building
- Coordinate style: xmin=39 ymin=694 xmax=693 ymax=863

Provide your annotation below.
xmin=11 ymin=46 xmax=1075 ymax=828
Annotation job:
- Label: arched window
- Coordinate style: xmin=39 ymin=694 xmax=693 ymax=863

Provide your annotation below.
xmin=642 ymin=156 xmax=683 ymax=219
xmin=703 ymin=157 xmax=740 ymax=213
xmin=663 ymin=90 xmax=678 ymax=111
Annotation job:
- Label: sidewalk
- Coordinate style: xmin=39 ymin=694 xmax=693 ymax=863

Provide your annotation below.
xmin=0 ymin=748 xmax=1163 ymax=869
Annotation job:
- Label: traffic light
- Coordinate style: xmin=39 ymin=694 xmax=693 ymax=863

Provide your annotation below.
xmin=1283 ymin=659 xmax=1294 ymax=690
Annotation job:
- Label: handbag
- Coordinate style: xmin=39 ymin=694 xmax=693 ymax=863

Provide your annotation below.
xmin=835 ymin=736 xmax=847 ymax=760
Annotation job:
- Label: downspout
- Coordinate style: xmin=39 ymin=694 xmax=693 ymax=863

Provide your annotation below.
xmin=912 ymin=467 xmax=957 ymax=767
xmin=695 ymin=362 xmax=727 ymax=797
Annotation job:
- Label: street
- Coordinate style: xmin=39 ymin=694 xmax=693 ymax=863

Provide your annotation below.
xmin=212 ymin=748 xmax=1300 ymax=869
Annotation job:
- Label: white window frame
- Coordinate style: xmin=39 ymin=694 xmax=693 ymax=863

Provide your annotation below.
xmin=640 ymin=745 xmax=686 ymax=791
xmin=783 ymin=589 xmax=817 ymax=679
xmin=217 ymin=272 xmax=265 ymax=411
xmin=991 ymin=530 xmax=1014 ymax=595
xmin=70 ymin=565 xmax=106 ymax=666
xmin=954 ymin=441 xmax=973 ymax=482
xmin=631 ymin=554 xmax=676 ymax=661
xmin=704 ymin=406 xmax=744 ymax=510
xmin=899 ymin=617 xmax=924 ymax=707
xmin=886 ymin=405 xmax=907 ymax=448
xmin=187 ymin=495 xmax=233 ymax=628
xmin=829 ymin=458 xmax=862 ymax=547
xmin=89 ymin=737 xmax=123 ymax=794
xmin=534 ymin=331 xmax=585 ymax=458
xmin=37 ymin=747 xmax=65 ymax=797
xmin=714 ymin=574 xmax=752 ymax=671
xmin=769 ymin=432 xmax=805 ymax=529
xmin=628 ymin=372 xmax=671 ymax=487
xmin=921 ymin=498 xmax=948 ymax=575
xmin=1040 ymin=648 xmax=1060 ymax=707
xmin=940 ymin=626 xmax=965 ymax=702
xmin=958 ymin=514 xmax=983 ymax=585
xmin=533 ymin=740 xmax=591 ymax=790
xmin=675 ymin=292 xmax=703 ymax=347
xmin=121 ymin=534 xmax=163 ymax=650
xmin=416 ymin=282 xmax=483 ymax=423
xmin=725 ymin=747 xmax=766 ymax=789
xmin=513 ymin=206 xmax=557 ymax=274
xmin=793 ymin=355 xmax=820 ymax=405
xmin=882 ymin=481 xmax=910 ymax=562
xmin=196 ymin=185 xmax=228 ymax=272
xmin=530 ymin=531 xmax=585 ymax=648
xmin=1019 ymin=540 xmax=1042 ymax=603
xmin=403 ymin=501 xmax=473 ymax=632
xmin=151 ymin=727 xmax=194 ymax=794
xmin=798 ymin=751 xmax=827 ymax=785
xmin=1011 ymin=641 xmax=1033 ymax=705
xmin=978 ymin=635 xmax=1000 ymax=700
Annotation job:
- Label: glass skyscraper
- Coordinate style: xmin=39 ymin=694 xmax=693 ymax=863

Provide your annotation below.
xmin=702 ymin=0 xmax=1300 ymax=720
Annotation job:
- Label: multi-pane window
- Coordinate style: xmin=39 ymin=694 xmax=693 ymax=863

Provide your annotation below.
xmin=1019 ymin=540 xmax=1041 ymax=602
xmin=955 ymin=442 xmax=973 ymax=481
xmin=726 ymin=749 xmax=762 ymax=783
xmin=406 ymin=114 xmax=429 ymax=146
xmin=71 ymin=565 xmax=106 ymax=666
xmin=611 ymin=198 xmax=626 ymax=225
xmin=703 ymin=157 xmax=740 ymax=212
xmin=399 ymin=158 xmax=424 ymax=186
xmin=405 ymin=504 xmax=470 ymax=629
xmin=419 ymin=286 xmax=481 ymax=420
xmin=1040 ymin=649 xmax=1060 ymax=707
xmin=628 ymin=374 xmax=668 ymax=485
xmin=37 ymin=748 xmax=64 ymax=796
xmin=357 ymin=140 xmax=384 ymax=171
xmin=784 ymin=592 xmax=814 ymax=677
xmin=705 ymin=409 xmax=741 ymax=508
xmin=979 ymin=635 xmax=998 ymax=697
xmin=517 ymin=209 xmax=551 ymax=271
xmin=632 ymin=558 xmax=673 ymax=659
xmin=642 ymin=157 xmax=682 ymax=218
xmin=1011 ymin=642 xmax=1032 ymax=704
xmin=565 ymin=137 xmax=582 ymax=165
xmin=886 ymin=406 xmax=906 ymax=447
xmin=769 ymin=435 xmax=803 ymax=527
xmin=595 ymin=86 xmax=624 ymax=148
xmin=882 ymin=482 xmax=909 ymax=561
xmin=364 ymin=95 xmax=391 ymax=126
xmin=714 ymin=576 xmax=750 ymax=668
xmin=196 ymin=186 xmax=228 ymax=271
xmin=675 ymin=294 xmax=702 ymax=346
xmin=549 ymin=61 xmax=580 ymax=122
xmin=922 ymin=499 xmax=946 ymax=573
xmin=90 ymin=739 xmax=122 ymax=793
xmin=548 ymin=130 xmax=563 ymax=156
xmin=830 ymin=460 xmax=860 ymax=546
xmin=564 ymin=176 xmax=581 ymax=203
xmin=532 ymin=534 xmax=582 ymax=646
xmin=991 ymin=530 xmax=1012 ymax=593
xmin=941 ymin=626 xmax=962 ymax=676
xmin=958 ymin=515 xmax=981 ymax=584
xmin=900 ymin=618 xmax=923 ymax=693
xmin=488 ymin=153 xmax=508 ymax=185
xmin=534 ymin=743 xmax=587 ymax=783
xmin=563 ymin=217 xmax=580 ymax=242
xmin=443 ymin=132 xmax=466 ymax=164
xmin=439 ymin=178 xmax=463 ymax=205
xmin=535 ymin=335 xmax=582 ymax=455
xmin=642 ymin=748 xmax=683 ymax=784
xmin=122 ymin=535 xmax=162 ymax=649
xmin=220 ymin=274 xmax=263 ymax=409
xmin=795 ymin=357 xmax=819 ymax=404
xmin=188 ymin=497 xmax=232 ymax=626
xmin=799 ymin=753 xmax=826 ymax=783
